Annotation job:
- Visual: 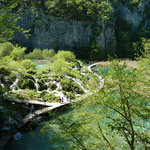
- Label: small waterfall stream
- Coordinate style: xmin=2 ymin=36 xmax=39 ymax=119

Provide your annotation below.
xmin=33 ymin=76 xmax=39 ymax=92
xmin=65 ymin=75 xmax=89 ymax=93
xmin=10 ymin=78 xmax=22 ymax=92
xmin=0 ymin=82 xmax=4 ymax=88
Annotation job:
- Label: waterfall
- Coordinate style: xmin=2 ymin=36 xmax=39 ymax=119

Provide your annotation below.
xmin=0 ymin=82 xmax=4 ymax=88
xmin=10 ymin=78 xmax=22 ymax=92
xmin=33 ymin=76 xmax=39 ymax=92
xmin=65 ymin=75 xmax=89 ymax=93
xmin=55 ymin=91 xmax=68 ymax=103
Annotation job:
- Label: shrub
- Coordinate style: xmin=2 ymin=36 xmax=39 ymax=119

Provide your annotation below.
xmin=61 ymin=78 xmax=72 ymax=92
xmin=43 ymin=93 xmax=57 ymax=102
xmin=49 ymin=82 xmax=57 ymax=90
xmin=54 ymin=50 xmax=76 ymax=62
xmin=52 ymin=58 xmax=70 ymax=75
xmin=0 ymin=42 xmax=14 ymax=58
xmin=37 ymin=79 xmax=47 ymax=91
xmin=6 ymin=60 xmax=21 ymax=71
xmin=18 ymin=78 xmax=36 ymax=90
xmin=10 ymin=45 xmax=26 ymax=60
xmin=26 ymin=90 xmax=40 ymax=99
xmin=42 ymin=49 xmax=55 ymax=59
xmin=25 ymin=48 xmax=43 ymax=60
xmin=88 ymin=41 xmax=105 ymax=61
xmin=21 ymin=59 xmax=36 ymax=70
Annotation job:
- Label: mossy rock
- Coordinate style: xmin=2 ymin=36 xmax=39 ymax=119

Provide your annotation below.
xmin=26 ymin=69 xmax=37 ymax=75
xmin=72 ymin=82 xmax=84 ymax=94
xmin=63 ymin=91 xmax=76 ymax=99
xmin=35 ymin=74 xmax=42 ymax=79
xmin=0 ymin=67 xmax=10 ymax=76
xmin=49 ymin=82 xmax=57 ymax=90
xmin=42 ymin=75 xmax=51 ymax=82
xmin=38 ymin=80 xmax=47 ymax=91
xmin=23 ymin=73 xmax=35 ymax=81
xmin=61 ymin=78 xmax=72 ymax=92
xmin=0 ymin=86 xmax=10 ymax=93
xmin=9 ymin=73 xmax=17 ymax=82
xmin=18 ymin=78 xmax=36 ymax=89
xmin=1 ymin=76 xmax=13 ymax=86
xmin=43 ymin=93 xmax=57 ymax=102
xmin=26 ymin=90 xmax=41 ymax=99
xmin=40 ymin=90 xmax=48 ymax=97
xmin=52 ymin=74 xmax=61 ymax=82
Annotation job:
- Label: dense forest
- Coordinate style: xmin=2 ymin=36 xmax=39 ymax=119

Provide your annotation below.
xmin=0 ymin=0 xmax=150 ymax=150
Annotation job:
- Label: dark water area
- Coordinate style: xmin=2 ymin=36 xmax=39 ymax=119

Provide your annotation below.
xmin=5 ymin=107 xmax=73 ymax=150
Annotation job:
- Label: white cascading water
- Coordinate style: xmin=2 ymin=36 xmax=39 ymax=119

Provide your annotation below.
xmin=65 ymin=75 xmax=89 ymax=93
xmin=0 ymin=82 xmax=4 ymax=88
xmin=33 ymin=76 xmax=39 ymax=92
xmin=10 ymin=78 xmax=22 ymax=92
xmin=55 ymin=91 xmax=68 ymax=103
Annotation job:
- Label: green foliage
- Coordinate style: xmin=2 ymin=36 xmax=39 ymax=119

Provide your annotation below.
xmin=43 ymin=58 xmax=150 ymax=149
xmin=64 ymin=91 xmax=76 ymax=99
xmin=0 ymin=66 xmax=10 ymax=76
xmin=37 ymin=79 xmax=47 ymax=91
xmin=43 ymin=93 xmax=57 ymax=102
xmin=61 ymin=77 xmax=84 ymax=94
xmin=42 ymin=49 xmax=55 ymax=59
xmin=20 ymin=59 xmax=36 ymax=70
xmin=18 ymin=78 xmax=35 ymax=89
xmin=61 ymin=78 xmax=72 ymax=92
xmin=0 ymin=0 xmax=29 ymax=42
xmin=7 ymin=60 xmax=21 ymax=71
xmin=49 ymin=82 xmax=57 ymax=90
xmin=115 ymin=17 xmax=133 ymax=58
xmin=25 ymin=48 xmax=55 ymax=60
xmin=133 ymin=38 xmax=150 ymax=57
xmin=52 ymin=58 xmax=70 ymax=75
xmin=0 ymin=42 xmax=14 ymax=58
xmin=26 ymin=89 xmax=40 ymax=99
xmin=45 ymin=0 xmax=113 ymax=23
xmin=10 ymin=45 xmax=26 ymax=60
xmin=54 ymin=50 xmax=76 ymax=62
xmin=88 ymin=41 xmax=105 ymax=61
xmin=25 ymin=48 xmax=43 ymax=60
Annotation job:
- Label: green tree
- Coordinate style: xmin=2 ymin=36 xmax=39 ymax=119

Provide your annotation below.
xmin=0 ymin=0 xmax=29 ymax=42
xmin=43 ymin=59 xmax=150 ymax=150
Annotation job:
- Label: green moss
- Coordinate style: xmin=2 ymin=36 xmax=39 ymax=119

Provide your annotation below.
xmin=61 ymin=78 xmax=72 ymax=92
xmin=18 ymin=78 xmax=36 ymax=89
xmin=61 ymin=77 xmax=84 ymax=94
xmin=72 ymin=82 xmax=84 ymax=94
xmin=63 ymin=91 xmax=76 ymax=99
xmin=0 ymin=67 xmax=10 ymax=76
xmin=43 ymin=93 xmax=57 ymax=102
xmin=26 ymin=90 xmax=41 ymax=99
xmin=23 ymin=73 xmax=35 ymax=81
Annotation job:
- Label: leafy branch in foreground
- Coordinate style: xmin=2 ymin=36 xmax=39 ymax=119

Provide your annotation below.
xmin=42 ymin=57 xmax=150 ymax=150
xmin=0 ymin=0 xmax=29 ymax=42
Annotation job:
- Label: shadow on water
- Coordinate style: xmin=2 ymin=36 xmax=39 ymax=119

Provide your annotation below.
xmin=5 ymin=106 xmax=73 ymax=150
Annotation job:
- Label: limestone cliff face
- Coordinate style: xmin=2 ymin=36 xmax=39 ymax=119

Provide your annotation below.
xmin=14 ymin=7 xmax=116 ymax=53
xmin=14 ymin=0 xmax=149 ymax=55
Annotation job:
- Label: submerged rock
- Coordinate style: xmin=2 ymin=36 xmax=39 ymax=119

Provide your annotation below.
xmin=13 ymin=132 xmax=23 ymax=140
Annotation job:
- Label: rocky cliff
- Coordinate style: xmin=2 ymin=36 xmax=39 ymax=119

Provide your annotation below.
xmin=13 ymin=0 xmax=150 ymax=58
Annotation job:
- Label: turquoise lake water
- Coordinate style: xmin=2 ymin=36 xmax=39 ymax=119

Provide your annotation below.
xmin=36 ymin=63 xmax=49 ymax=70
